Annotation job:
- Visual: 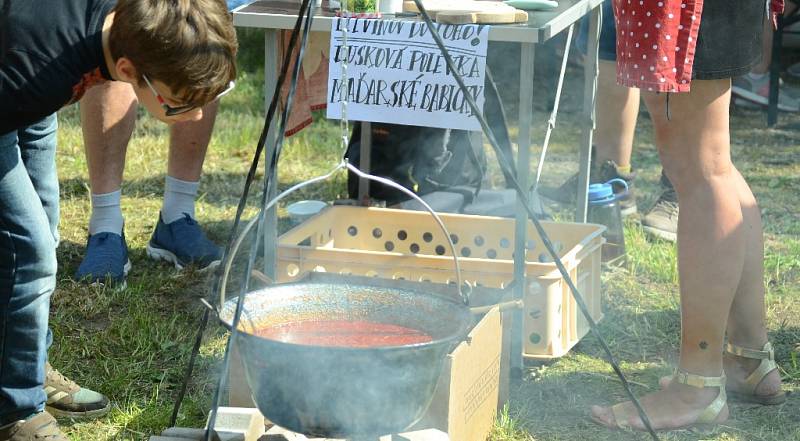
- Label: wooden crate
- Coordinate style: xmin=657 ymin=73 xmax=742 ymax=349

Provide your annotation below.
xmin=276 ymin=206 xmax=604 ymax=359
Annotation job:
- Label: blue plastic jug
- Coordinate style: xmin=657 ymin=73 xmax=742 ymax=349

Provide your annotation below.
xmin=588 ymin=179 xmax=627 ymax=265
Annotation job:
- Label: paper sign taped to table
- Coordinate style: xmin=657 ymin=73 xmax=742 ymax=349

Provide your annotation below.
xmin=327 ymin=18 xmax=488 ymax=131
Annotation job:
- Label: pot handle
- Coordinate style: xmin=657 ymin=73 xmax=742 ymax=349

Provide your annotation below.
xmin=470 ymin=299 xmax=523 ymax=315
xmin=219 ymin=160 xmax=471 ymax=307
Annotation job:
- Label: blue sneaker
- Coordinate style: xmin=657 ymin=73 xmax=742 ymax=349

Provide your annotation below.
xmin=146 ymin=214 xmax=222 ymax=271
xmin=74 ymin=232 xmax=131 ymax=288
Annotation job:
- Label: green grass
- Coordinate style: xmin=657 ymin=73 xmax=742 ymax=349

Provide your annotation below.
xmin=48 ymin=29 xmax=800 ymax=440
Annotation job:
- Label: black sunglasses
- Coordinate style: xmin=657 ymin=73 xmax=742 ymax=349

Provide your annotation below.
xmin=142 ymin=74 xmax=235 ymax=116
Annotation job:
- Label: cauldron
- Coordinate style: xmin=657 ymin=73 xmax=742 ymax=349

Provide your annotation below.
xmin=219 ymin=278 xmax=472 ymax=438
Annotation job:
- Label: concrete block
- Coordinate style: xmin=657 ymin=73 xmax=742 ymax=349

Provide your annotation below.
xmin=150 ymin=437 xmax=229 ymax=441
xmin=208 ymin=407 xmax=265 ymax=441
xmin=155 ymin=428 xmax=244 ymax=441
xmin=160 ymin=428 xmax=207 ymax=439
xmin=152 ymin=407 xmax=266 ymax=441
xmin=261 ymin=426 xmax=449 ymax=440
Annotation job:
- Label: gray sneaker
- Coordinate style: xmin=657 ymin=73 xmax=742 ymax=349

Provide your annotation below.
xmin=44 ymin=363 xmax=110 ymax=419
xmin=0 ymin=412 xmax=68 ymax=441
xmin=732 ymin=74 xmax=800 ymax=112
xmin=642 ymin=186 xmax=678 ymax=242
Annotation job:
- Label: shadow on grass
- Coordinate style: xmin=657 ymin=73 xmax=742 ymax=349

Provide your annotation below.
xmin=58 ymin=173 xmax=348 ymax=210
xmin=53 ymin=238 xmax=236 ymax=439
xmin=54 ymin=235 xmax=312 ymax=438
xmin=506 ymin=363 xmax=800 ymax=441
xmin=503 ymin=299 xmax=800 ymax=441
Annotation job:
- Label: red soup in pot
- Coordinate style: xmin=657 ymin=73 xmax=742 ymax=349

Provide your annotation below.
xmin=254 ymin=320 xmax=433 ymax=348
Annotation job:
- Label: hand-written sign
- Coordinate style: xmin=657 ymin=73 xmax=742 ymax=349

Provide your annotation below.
xmin=327 ymin=18 xmax=488 ymax=131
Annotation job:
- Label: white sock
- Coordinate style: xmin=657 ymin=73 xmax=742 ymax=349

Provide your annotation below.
xmin=89 ymin=190 xmax=124 ymax=235
xmin=747 ymin=72 xmax=768 ymax=80
xmin=162 ymin=175 xmax=199 ymax=223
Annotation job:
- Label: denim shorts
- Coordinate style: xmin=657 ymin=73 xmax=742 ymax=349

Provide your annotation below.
xmin=693 ymin=0 xmax=766 ymax=80
xmin=576 ymin=0 xmax=765 ymax=79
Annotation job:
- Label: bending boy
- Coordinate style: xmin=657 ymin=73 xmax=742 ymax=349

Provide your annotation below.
xmin=76 ymin=0 xmax=252 ymax=286
xmin=76 ymin=65 xmax=223 ymax=286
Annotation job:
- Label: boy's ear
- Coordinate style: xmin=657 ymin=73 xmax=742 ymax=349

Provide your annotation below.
xmin=114 ymin=57 xmax=139 ymax=84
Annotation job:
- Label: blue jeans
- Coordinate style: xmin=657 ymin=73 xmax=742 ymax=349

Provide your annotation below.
xmin=0 ymin=114 xmax=59 ymax=425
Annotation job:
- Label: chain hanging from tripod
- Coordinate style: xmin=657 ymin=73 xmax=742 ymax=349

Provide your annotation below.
xmin=338 ymin=1 xmax=350 ymax=152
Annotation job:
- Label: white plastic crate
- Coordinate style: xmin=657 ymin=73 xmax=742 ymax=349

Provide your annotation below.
xmin=276 ymin=206 xmax=604 ymax=359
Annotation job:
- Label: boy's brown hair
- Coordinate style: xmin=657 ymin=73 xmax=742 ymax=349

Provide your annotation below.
xmin=109 ymin=0 xmax=238 ymax=108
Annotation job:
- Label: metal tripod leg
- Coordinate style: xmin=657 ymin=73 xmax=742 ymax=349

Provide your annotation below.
xmin=512 ymin=41 xmax=535 ymax=374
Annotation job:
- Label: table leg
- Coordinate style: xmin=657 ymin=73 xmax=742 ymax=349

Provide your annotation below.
xmin=768 ymin=15 xmax=783 ymax=127
xmin=358 ymin=122 xmax=371 ymax=202
xmin=261 ymin=28 xmax=280 ymax=279
xmin=513 ymin=41 xmax=535 ymax=374
xmin=576 ymin=5 xmax=600 ymax=222
xmin=470 ymin=130 xmax=483 ymax=185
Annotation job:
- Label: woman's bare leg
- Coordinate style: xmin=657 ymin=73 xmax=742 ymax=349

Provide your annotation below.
xmin=723 ymin=169 xmax=783 ymax=396
xmin=594 ymin=60 xmax=640 ymax=167
xmin=592 ymin=79 xmax=756 ymax=429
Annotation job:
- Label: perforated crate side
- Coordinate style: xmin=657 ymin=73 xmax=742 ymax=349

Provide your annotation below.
xmin=574 ymin=238 xmax=604 ymax=340
xmin=279 ymin=206 xmax=603 ymax=269
xmin=277 ymin=206 xmax=605 ymax=359
xmin=522 ymin=233 xmax=604 ymax=359
xmin=522 ymin=273 xmax=568 ymax=358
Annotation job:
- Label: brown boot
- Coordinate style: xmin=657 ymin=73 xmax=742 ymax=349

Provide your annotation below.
xmin=0 ymin=412 xmax=68 ymax=441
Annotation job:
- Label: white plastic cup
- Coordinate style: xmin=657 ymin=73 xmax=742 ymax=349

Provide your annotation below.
xmin=287 ymin=200 xmax=328 ymax=225
xmin=378 ymin=0 xmax=404 ymax=14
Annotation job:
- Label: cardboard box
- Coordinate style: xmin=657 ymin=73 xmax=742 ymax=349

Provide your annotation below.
xmin=228 ymin=307 xmax=503 ymax=441
xmin=412 ymin=307 xmax=502 ymax=441
xmin=229 ymin=346 xmax=256 ymax=409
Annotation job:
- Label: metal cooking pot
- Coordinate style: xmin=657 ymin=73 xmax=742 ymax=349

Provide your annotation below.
xmin=219 ymin=277 xmax=473 ymax=438
xmin=214 ymin=166 xmax=517 ymax=437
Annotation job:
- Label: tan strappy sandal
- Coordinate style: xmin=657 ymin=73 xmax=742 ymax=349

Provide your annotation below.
xmin=604 ymin=370 xmax=727 ymax=433
xmin=725 ymin=341 xmax=787 ymax=405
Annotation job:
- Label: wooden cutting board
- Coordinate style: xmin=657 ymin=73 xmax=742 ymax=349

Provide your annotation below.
xmin=403 ymin=0 xmax=528 ymax=24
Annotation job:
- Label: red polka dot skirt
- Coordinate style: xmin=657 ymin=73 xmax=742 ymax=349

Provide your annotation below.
xmin=614 ymin=0 xmax=784 ymax=93
xmin=614 ymin=0 xmax=703 ymax=93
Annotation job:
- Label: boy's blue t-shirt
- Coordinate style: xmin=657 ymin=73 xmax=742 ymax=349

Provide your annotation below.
xmin=0 ymin=0 xmax=117 ymax=135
